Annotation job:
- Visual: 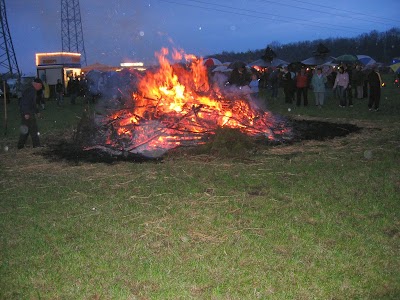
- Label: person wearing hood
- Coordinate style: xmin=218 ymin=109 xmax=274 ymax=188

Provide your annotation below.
xmin=17 ymin=78 xmax=43 ymax=149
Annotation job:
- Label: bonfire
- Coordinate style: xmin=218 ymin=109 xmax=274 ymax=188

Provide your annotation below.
xmin=80 ymin=48 xmax=291 ymax=158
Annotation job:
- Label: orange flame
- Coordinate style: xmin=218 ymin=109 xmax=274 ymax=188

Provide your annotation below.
xmin=98 ymin=48 xmax=289 ymax=155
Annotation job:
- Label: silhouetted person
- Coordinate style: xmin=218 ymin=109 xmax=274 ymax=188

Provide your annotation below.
xmin=55 ymin=79 xmax=64 ymax=106
xmin=281 ymin=66 xmax=294 ymax=104
xmin=228 ymin=66 xmax=250 ymax=87
xmin=367 ymin=66 xmax=382 ymax=111
xmin=17 ymin=78 xmax=43 ymax=149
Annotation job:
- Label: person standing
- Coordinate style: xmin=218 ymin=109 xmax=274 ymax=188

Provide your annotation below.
xmin=228 ymin=65 xmax=250 ymax=87
xmin=249 ymin=73 xmax=259 ymax=98
xmin=248 ymin=73 xmax=265 ymax=111
xmin=55 ymin=79 xmax=64 ymax=106
xmin=310 ymin=67 xmax=327 ymax=108
xmin=333 ymin=66 xmax=349 ymax=107
xmin=43 ymin=80 xmax=50 ymax=104
xmin=281 ymin=66 xmax=294 ymax=104
xmin=35 ymin=77 xmax=45 ymax=110
xmin=295 ymin=67 xmax=309 ymax=106
xmin=352 ymin=64 xmax=365 ymax=99
xmin=268 ymin=68 xmax=280 ymax=101
xmin=343 ymin=64 xmax=353 ymax=107
xmin=17 ymin=78 xmax=43 ymax=149
xmin=68 ymin=76 xmax=79 ymax=105
xmin=367 ymin=66 xmax=382 ymax=111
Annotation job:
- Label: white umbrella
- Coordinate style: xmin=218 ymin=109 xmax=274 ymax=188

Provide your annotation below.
xmin=248 ymin=59 xmax=270 ymax=67
xmin=248 ymin=58 xmax=289 ymax=68
xmin=301 ymin=56 xmax=336 ymax=66
xmin=212 ymin=65 xmax=232 ymax=72
xmin=357 ymin=55 xmax=376 ymax=66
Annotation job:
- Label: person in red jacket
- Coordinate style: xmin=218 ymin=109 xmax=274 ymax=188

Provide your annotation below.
xmin=296 ymin=67 xmax=309 ymax=106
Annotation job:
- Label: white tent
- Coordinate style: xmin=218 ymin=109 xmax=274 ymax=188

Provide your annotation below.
xmin=248 ymin=58 xmax=289 ymax=68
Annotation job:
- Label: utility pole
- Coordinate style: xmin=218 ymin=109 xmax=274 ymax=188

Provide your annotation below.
xmin=0 ymin=0 xmax=21 ymax=78
xmin=61 ymin=0 xmax=87 ymax=66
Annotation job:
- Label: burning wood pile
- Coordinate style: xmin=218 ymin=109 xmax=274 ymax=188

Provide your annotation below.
xmin=77 ymin=48 xmax=292 ymax=159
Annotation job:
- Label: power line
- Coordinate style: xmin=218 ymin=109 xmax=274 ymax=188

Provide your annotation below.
xmin=157 ymin=0 xmax=369 ymax=34
xmin=287 ymin=0 xmax=400 ymax=25
xmin=256 ymin=0 xmax=399 ymax=27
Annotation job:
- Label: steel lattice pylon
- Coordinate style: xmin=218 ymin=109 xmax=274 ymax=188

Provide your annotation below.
xmin=0 ymin=0 xmax=20 ymax=78
xmin=61 ymin=0 xmax=87 ymax=66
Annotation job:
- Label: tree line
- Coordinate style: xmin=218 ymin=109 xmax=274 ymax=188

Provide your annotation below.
xmin=208 ymin=27 xmax=400 ymax=65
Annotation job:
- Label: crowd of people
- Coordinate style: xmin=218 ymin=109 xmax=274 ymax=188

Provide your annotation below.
xmin=215 ymin=62 xmax=384 ymax=112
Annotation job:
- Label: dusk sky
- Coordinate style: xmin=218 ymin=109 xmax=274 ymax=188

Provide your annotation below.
xmin=6 ymin=0 xmax=400 ymax=75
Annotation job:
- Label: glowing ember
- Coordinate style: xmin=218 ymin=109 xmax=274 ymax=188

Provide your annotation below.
xmin=83 ymin=48 xmax=291 ymax=158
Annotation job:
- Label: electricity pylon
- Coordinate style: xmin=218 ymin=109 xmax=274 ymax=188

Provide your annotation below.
xmin=0 ymin=0 xmax=20 ymax=78
xmin=61 ymin=0 xmax=87 ymax=66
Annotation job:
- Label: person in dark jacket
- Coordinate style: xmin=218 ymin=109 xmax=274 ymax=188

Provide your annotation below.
xmin=17 ymin=78 xmax=43 ymax=149
xmin=68 ymin=76 xmax=79 ymax=104
xmin=281 ymin=66 xmax=294 ymax=104
xmin=228 ymin=66 xmax=251 ymax=87
xmin=352 ymin=64 xmax=365 ymax=99
xmin=35 ymin=77 xmax=45 ymax=110
xmin=367 ymin=66 xmax=382 ymax=111
xmin=55 ymin=79 xmax=64 ymax=106
xmin=268 ymin=68 xmax=280 ymax=100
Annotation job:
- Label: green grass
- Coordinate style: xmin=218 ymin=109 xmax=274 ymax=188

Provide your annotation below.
xmin=0 ymin=75 xmax=399 ymax=299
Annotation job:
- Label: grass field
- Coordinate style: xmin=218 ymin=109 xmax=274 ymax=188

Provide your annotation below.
xmin=0 ymin=75 xmax=399 ymax=299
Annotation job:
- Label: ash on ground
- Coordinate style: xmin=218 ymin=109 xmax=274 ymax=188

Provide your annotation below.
xmin=41 ymin=113 xmax=361 ymax=164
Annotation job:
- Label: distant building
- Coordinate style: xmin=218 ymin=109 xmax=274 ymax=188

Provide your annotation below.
xmin=120 ymin=62 xmax=146 ymax=71
xmin=36 ymin=52 xmax=82 ymax=95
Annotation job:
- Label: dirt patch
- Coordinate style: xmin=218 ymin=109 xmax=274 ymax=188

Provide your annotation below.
xmin=40 ymin=117 xmax=362 ymax=164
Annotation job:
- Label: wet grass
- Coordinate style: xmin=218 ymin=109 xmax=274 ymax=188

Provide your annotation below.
xmin=0 ymin=76 xmax=399 ymax=299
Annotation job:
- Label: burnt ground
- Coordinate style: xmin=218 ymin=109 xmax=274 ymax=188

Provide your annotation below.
xmin=285 ymin=117 xmax=361 ymax=142
xmin=41 ymin=117 xmax=362 ymax=164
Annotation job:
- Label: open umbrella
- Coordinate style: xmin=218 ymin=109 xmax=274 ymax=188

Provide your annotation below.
xmin=212 ymin=65 xmax=232 ymax=73
xmin=357 ymin=55 xmax=376 ymax=66
xmin=203 ymin=58 xmax=222 ymax=67
xmin=333 ymin=54 xmax=359 ymax=65
xmin=249 ymin=58 xmax=289 ymax=68
xmin=390 ymin=62 xmax=400 ymax=73
xmin=248 ymin=59 xmax=270 ymax=68
xmin=228 ymin=61 xmax=247 ymax=69
xmin=271 ymin=58 xmax=289 ymax=67
xmin=301 ymin=55 xmax=335 ymax=66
